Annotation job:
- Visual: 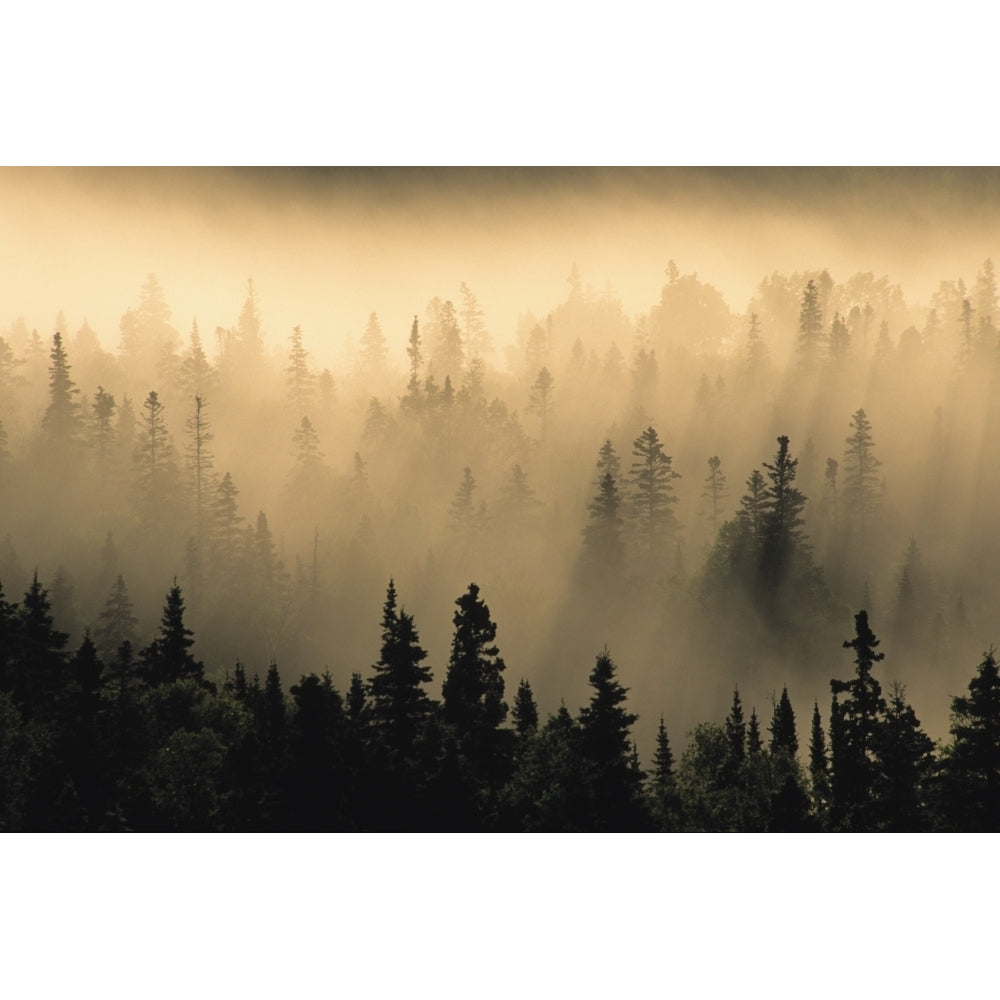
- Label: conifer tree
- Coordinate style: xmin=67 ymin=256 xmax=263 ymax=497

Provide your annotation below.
xmin=581 ymin=471 xmax=625 ymax=578
xmin=939 ymin=648 xmax=1000 ymax=830
xmin=578 ymin=648 xmax=644 ymax=830
xmin=41 ymin=332 xmax=81 ymax=450
xmin=134 ymin=390 xmax=178 ymax=526
xmin=627 ymin=425 xmax=681 ymax=556
xmin=873 ymin=682 xmax=935 ymax=831
xmin=703 ymin=456 xmax=728 ymax=530
xmin=90 ymin=386 xmax=116 ymax=472
xmin=830 ymin=610 xmax=887 ymax=829
xmin=406 ymin=316 xmax=422 ymax=396
xmin=442 ymin=583 xmax=507 ymax=739
xmin=449 ymin=467 xmax=478 ymax=535
xmin=842 ymin=409 xmax=881 ymax=539
xmin=141 ymin=581 xmax=207 ymax=688
xmin=747 ymin=709 xmax=763 ymax=754
xmin=797 ymin=279 xmax=823 ymax=367
xmin=512 ymin=678 xmax=539 ymax=738
xmin=185 ymin=394 xmax=215 ymax=541
xmin=738 ymin=468 xmax=768 ymax=543
xmin=92 ymin=575 xmax=139 ymax=666
xmin=286 ymin=325 xmax=314 ymax=416
xmin=809 ymin=701 xmax=830 ymax=820
xmin=368 ymin=579 xmax=434 ymax=759
xmin=725 ymin=686 xmax=746 ymax=766
xmin=528 ymin=367 xmax=554 ymax=443
xmin=769 ymin=686 xmax=798 ymax=756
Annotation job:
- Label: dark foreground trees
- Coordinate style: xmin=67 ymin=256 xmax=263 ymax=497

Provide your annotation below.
xmin=3 ymin=564 xmax=1000 ymax=831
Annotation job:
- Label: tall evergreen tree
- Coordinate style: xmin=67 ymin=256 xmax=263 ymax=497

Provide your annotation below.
xmin=141 ymin=581 xmax=207 ymax=688
xmin=797 ymin=278 xmax=823 ymax=366
xmin=368 ymin=579 xmax=434 ymax=759
xmin=769 ymin=685 xmax=798 ymax=756
xmin=627 ymin=425 xmax=681 ymax=557
xmin=577 ymin=648 xmax=645 ymax=830
xmin=725 ymin=686 xmax=746 ymax=766
xmin=938 ymin=648 xmax=1000 ymax=831
xmin=830 ymin=610 xmax=887 ymax=830
xmin=41 ymin=332 xmax=81 ymax=450
xmin=842 ymin=408 xmax=881 ymax=540
xmin=808 ymin=701 xmax=830 ymax=822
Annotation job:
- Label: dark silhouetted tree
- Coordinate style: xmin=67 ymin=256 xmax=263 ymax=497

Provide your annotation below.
xmin=938 ymin=648 xmax=1000 ymax=831
xmin=830 ymin=610 xmax=887 ymax=830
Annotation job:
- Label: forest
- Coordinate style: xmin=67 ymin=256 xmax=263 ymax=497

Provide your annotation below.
xmin=4 ymin=241 xmax=1000 ymax=830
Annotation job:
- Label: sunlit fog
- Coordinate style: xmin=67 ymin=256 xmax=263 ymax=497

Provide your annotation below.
xmin=5 ymin=166 xmax=1000 ymax=831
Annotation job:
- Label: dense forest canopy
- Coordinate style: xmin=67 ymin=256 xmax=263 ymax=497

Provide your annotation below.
xmin=5 ymin=166 xmax=1000 ymax=830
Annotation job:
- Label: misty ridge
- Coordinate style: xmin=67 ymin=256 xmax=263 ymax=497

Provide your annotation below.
xmin=5 ymin=227 xmax=1000 ymax=830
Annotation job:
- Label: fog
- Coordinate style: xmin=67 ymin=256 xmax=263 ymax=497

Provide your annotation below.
xmin=4 ymin=165 xmax=1000 ymax=757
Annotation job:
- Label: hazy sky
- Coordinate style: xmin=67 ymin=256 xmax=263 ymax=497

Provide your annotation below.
xmin=4 ymin=167 xmax=1000 ymax=370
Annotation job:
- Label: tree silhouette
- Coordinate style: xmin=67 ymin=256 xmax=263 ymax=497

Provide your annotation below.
xmin=141 ymin=581 xmax=207 ymax=689
xmin=627 ymin=425 xmax=681 ymax=558
xmin=830 ymin=609 xmax=886 ymax=830
xmin=41 ymin=332 xmax=81 ymax=450
xmin=842 ymin=408 xmax=881 ymax=540
xmin=938 ymin=648 xmax=1000 ymax=830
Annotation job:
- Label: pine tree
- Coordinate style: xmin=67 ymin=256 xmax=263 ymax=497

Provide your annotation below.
xmin=528 ymin=367 xmax=554 ymax=443
xmin=581 ymin=470 xmax=625 ymax=578
xmin=512 ymin=678 xmax=539 ymax=738
xmin=873 ymin=682 xmax=935 ymax=831
xmin=724 ymin=686 xmax=746 ymax=766
xmin=133 ymin=390 xmax=178 ymax=526
xmin=185 ymin=394 xmax=215 ymax=541
xmin=179 ymin=319 xmax=216 ymax=399
xmin=286 ymin=325 xmax=314 ymax=416
xmin=747 ymin=709 xmax=763 ymax=754
xmin=627 ymin=425 xmax=681 ymax=557
xmin=738 ymin=468 xmax=768 ymax=543
xmin=824 ymin=457 xmax=839 ymax=531
xmin=442 ymin=583 xmax=507 ymax=738
xmin=90 ymin=386 xmax=116 ymax=472
xmin=842 ymin=408 xmax=881 ymax=539
xmin=406 ymin=315 xmax=422 ymax=396
xmin=769 ymin=685 xmax=798 ymax=756
xmin=830 ymin=609 xmax=887 ymax=830
xmin=449 ymin=467 xmax=478 ymax=535
xmin=459 ymin=282 xmax=490 ymax=357
xmin=368 ymin=579 xmax=434 ymax=759
xmin=41 ymin=331 xmax=81 ymax=450
xmin=141 ymin=581 xmax=207 ymax=688
xmin=939 ymin=648 xmax=1000 ymax=830
xmin=92 ymin=575 xmax=139 ymax=666
xmin=577 ymin=648 xmax=644 ymax=830
xmin=809 ymin=701 xmax=830 ymax=822
xmin=703 ymin=456 xmax=728 ymax=530
xmin=797 ymin=279 xmax=823 ymax=367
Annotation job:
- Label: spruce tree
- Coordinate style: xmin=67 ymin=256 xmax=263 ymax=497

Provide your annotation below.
xmin=627 ymin=425 xmax=681 ymax=557
xmin=809 ymin=701 xmax=831 ymax=822
xmin=41 ymin=331 xmax=81 ymax=450
xmin=939 ymin=648 xmax=1000 ymax=830
xmin=769 ymin=685 xmax=798 ymax=756
xmin=725 ymin=686 xmax=746 ymax=767
xmin=368 ymin=579 xmax=434 ymax=759
xmin=141 ymin=581 xmax=207 ymax=689
xmin=842 ymin=408 xmax=881 ymax=540
xmin=830 ymin=610 xmax=887 ymax=830
xmin=577 ymin=648 xmax=645 ymax=830
xmin=511 ymin=678 xmax=539 ymax=737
